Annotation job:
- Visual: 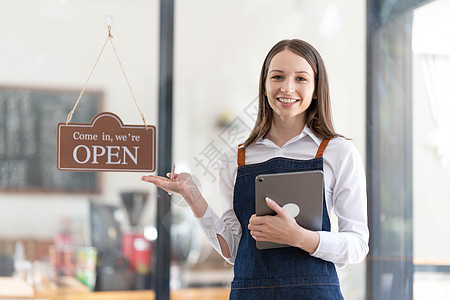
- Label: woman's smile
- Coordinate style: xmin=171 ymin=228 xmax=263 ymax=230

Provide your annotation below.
xmin=277 ymin=97 xmax=300 ymax=105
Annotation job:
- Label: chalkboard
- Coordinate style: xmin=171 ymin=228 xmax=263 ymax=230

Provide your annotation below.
xmin=0 ymin=86 xmax=101 ymax=193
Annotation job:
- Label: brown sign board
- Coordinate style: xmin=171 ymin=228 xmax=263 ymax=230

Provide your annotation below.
xmin=57 ymin=112 xmax=156 ymax=172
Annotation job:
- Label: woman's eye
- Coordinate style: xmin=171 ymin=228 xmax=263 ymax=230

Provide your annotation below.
xmin=296 ymin=77 xmax=306 ymax=81
xmin=272 ymin=75 xmax=283 ymax=80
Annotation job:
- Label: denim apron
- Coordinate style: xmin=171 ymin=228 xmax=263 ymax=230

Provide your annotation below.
xmin=230 ymin=139 xmax=344 ymax=300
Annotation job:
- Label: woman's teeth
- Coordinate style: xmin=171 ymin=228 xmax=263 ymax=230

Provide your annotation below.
xmin=278 ymin=98 xmax=298 ymax=104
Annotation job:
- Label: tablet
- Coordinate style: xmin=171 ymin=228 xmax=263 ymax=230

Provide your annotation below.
xmin=255 ymin=170 xmax=323 ymax=250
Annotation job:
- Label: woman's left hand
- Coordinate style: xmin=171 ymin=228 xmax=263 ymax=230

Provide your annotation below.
xmin=248 ymin=197 xmax=320 ymax=253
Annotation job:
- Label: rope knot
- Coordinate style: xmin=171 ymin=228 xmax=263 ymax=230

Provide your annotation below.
xmin=108 ymin=25 xmax=114 ymax=38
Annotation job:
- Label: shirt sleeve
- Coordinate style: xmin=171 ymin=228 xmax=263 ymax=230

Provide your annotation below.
xmin=311 ymin=140 xmax=369 ymax=268
xmin=196 ymin=149 xmax=242 ymax=264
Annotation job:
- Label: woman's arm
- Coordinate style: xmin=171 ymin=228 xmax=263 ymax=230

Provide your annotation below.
xmin=312 ymin=141 xmax=369 ymax=267
xmin=141 ymin=171 xmax=239 ymax=262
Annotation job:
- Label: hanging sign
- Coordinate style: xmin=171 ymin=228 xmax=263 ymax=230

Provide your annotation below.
xmin=57 ymin=112 xmax=156 ymax=172
xmin=57 ymin=21 xmax=156 ymax=172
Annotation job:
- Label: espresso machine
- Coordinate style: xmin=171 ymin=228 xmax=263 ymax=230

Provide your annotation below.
xmin=90 ymin=191 xmax=152 ymax=291
xmin=120 ymin=191 xmax=152 ymax=290
xmin=90 ymin=201 xmax=130 ymax=291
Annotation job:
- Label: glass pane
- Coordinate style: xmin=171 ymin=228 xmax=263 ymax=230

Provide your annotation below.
xmin=0 ymin=0 xmax=367 ymax=298
xmin=0 ymin=0 xmax=159 ymax=295
xmin=412 ymin=0 xmax=450 ymax=298
xmin=366 ymin=8 xmax=415 ymax=298
xmin=173 ymin=0 xmax=366 ymax=298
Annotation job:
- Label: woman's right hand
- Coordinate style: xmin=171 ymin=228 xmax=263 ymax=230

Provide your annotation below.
xmin=141 ymin=172 xmax=205 ymax=214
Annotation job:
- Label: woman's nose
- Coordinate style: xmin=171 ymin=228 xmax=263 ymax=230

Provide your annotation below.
xmin=280 ymin=79 xmax=295 ymax=93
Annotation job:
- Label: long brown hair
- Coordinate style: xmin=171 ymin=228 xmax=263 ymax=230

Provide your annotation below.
xmin=243 ymin=39 xmax=342 ymax=148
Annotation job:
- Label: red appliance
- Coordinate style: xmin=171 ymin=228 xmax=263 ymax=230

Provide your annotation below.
xmin=121 ymin=231 xmax=152 ymax=274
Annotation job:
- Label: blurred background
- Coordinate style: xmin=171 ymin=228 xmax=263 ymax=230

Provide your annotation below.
xmin=0 ymin=0 xmax=449 ymax=299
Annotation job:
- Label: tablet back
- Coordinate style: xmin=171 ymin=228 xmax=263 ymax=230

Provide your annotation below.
xmin=255 ymin=170 xmax=323 ymax=250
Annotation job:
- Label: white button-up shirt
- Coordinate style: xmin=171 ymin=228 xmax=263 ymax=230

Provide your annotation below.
xmin=197 ymin=126 xmax=369 ymax=268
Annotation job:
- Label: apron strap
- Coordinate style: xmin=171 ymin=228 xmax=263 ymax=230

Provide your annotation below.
xmin=315 ymin=138 xmax=331 ymax=158
xmin=237 ymin=143 xmax=246 ymax=167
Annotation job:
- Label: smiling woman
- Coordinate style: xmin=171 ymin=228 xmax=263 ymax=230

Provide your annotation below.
xmin=142 ymin=39 xmax=368 ymax=300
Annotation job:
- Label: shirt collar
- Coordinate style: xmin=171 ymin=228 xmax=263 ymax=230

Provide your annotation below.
xmin=302 ymin=125 xmax=322 ymax=146
xmin=255 ymin=125 xmax=322 ymax=147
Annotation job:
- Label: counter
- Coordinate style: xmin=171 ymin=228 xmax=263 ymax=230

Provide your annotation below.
xmin=35 ymin=288 xmax=230 ymax=300
xmin=0 ymin=277 xmax=230 ymax=300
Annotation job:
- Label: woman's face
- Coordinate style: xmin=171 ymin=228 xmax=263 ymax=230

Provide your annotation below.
xmin=265 ymin=50 xmax=315 ymax=123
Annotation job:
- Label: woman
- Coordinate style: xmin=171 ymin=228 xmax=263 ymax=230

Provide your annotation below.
xmin=142 ymin=39 xmax=369 ymax=299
